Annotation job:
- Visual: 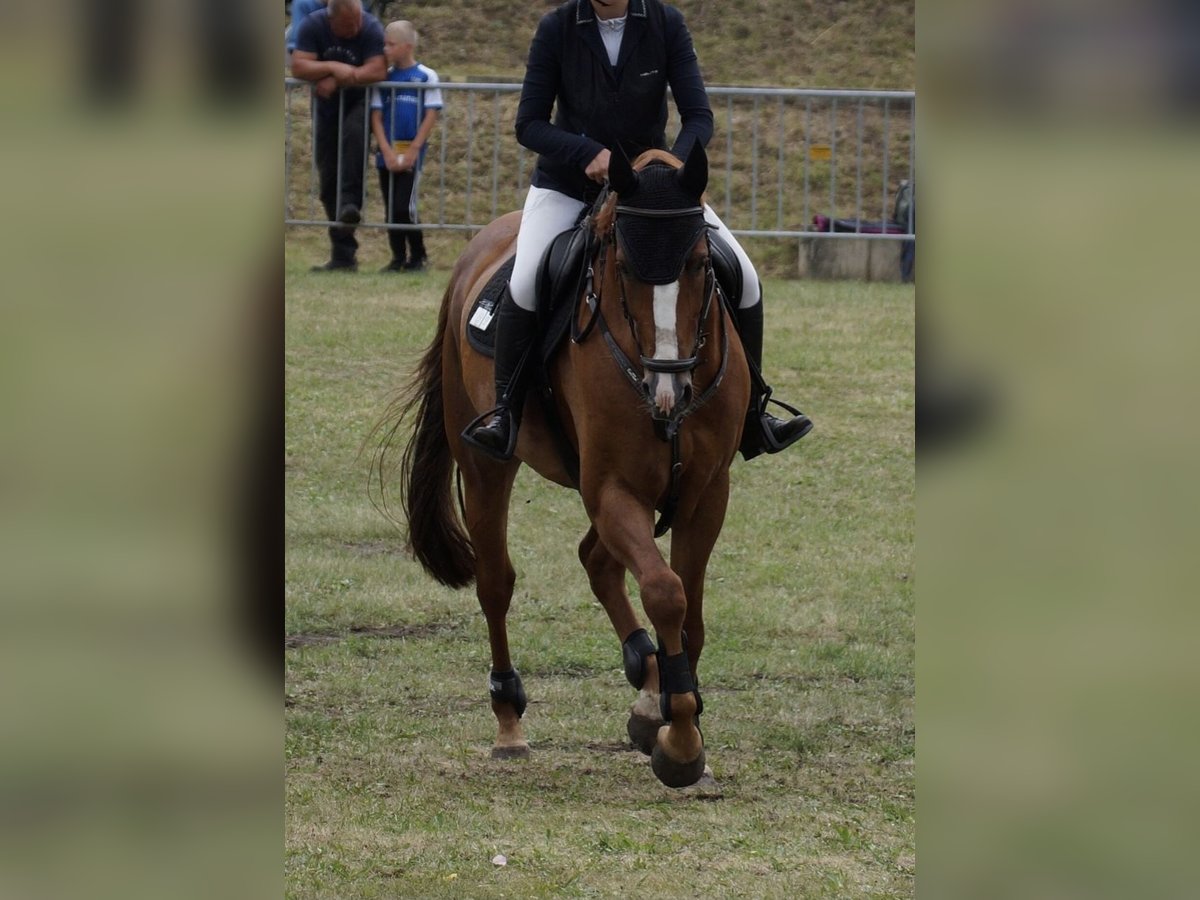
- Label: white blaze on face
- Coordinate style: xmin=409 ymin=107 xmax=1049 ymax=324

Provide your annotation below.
xmin=652 ymin=281 xmax=680 ymax=414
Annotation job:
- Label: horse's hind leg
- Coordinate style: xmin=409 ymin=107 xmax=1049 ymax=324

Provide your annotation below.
xmin=578 ymin=526 xmax=663 ymax=753
xmin=460 ymin=459 xmax=529 ymax=759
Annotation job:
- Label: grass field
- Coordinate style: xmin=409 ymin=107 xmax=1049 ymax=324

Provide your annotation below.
xmin=285 ymin=230 xmax=915 ymax=898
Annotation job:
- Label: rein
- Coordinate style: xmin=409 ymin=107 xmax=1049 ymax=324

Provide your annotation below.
xmin=571 ymin=195 xmax=732 ymax=537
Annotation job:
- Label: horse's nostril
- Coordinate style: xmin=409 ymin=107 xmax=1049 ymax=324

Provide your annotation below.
xmin=680 ymin=383 xmax=694 ymax=407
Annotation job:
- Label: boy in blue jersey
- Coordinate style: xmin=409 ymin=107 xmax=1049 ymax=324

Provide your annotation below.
xmin=370 ymin=21 xmax=443 ymax=272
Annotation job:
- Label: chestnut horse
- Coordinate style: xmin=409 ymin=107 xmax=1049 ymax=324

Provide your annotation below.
xmin=375 ymin=147 xmax=749 ymax=788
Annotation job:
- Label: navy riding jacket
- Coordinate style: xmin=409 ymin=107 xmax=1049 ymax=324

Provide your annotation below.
xmin=516 ymin=0 xmax=714 ymax=202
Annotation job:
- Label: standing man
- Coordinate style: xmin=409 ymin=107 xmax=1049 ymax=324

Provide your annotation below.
xmin=463 ymin=0 xmax=812 ymax=461
xmin=291 ymin=0 xmax=386 ymax=272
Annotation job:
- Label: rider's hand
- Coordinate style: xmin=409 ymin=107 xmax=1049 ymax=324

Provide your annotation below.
xmin=585 ymin=149 xmax=611 ymax=183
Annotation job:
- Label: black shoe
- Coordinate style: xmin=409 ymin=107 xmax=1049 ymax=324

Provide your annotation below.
xmin=402 ymin=257 xmax=427 ymax=272
xmin=379 ymin=259 xmax=407 ymax=273
xmin=763 ymin=408 xmax=813 ymax=447
xmin=311 ymin=259 xmax=357 ymax=272
xmin=337 ymin=204 xmax=361 ymax=225
xmin=740 ymin=405 xmax=813 ymax=460
xmin=467 ymin=408 xmax=513 ymax=456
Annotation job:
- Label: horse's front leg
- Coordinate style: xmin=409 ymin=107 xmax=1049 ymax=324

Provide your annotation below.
xmin=585 ymin=485 xmax=705 ymax=788
xmin=669 ymin=471 xmax=732 ymax=685
xmin=578 ymin=526 xmax=663 ymax=754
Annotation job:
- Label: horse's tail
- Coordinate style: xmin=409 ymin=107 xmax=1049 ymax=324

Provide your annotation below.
xmin=371 ymin=284 xmax=476 ymax=588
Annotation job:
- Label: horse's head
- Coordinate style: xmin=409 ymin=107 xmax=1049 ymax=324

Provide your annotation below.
xmin=598 ymin=148 xmax=715 ymax=423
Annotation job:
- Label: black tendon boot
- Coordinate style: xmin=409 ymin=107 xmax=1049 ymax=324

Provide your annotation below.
xmin=462 ymin=287 xmax=539 ymax=460
xmin=733 ymin=298 xmax=813 ymax=460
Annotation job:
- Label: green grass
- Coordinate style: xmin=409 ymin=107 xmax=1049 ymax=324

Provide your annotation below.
xmin=285 ymin=229 xmax=914 ymax=897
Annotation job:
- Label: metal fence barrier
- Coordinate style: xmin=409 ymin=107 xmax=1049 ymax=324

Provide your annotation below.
xmin=285 ymin=79 xmax=915 ymax=243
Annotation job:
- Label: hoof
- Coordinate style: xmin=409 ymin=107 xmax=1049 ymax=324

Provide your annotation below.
xmin=679 ymin=766 xmax=722 ymax=799
xmin=626 ymin=713 xmax=664 ymax=755
xmin=650 ymin=744 xmax=707 ymax=788
xmin=491 ymin=743 xmax=530 ymax=760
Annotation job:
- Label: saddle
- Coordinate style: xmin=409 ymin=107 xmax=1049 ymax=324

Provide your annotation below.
xmin=465 ymin=226 xmax=590 ymax=360
xmin=466 ymin=224 xmax=744 ymax=358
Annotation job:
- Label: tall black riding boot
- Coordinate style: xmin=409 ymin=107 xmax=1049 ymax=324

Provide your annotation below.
xmin=462 ymin=286 xmax=539 ymax=460
xmin=732 ymin=298 xmax=814 ymax=461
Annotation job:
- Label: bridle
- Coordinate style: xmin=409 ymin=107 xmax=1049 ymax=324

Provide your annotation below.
xmin=573 ymin=193 xmax=730 ymax=406
xmin=570 ymin=188 xmax=734 ymax=536
xmin=612 ymin=203 xmax=719 ymax=378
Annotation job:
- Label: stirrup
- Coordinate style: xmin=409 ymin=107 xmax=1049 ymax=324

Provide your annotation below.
xmin=461 ymin=406 xmax=519 ymax=461
xmin=741 ymin=395 xmax=813 ymax=460
xmin=759 ymin=396 xmax=813 ymax=452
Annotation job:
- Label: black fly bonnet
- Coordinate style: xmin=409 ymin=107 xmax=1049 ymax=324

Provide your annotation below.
xmin=608 ymin=148 xmax=710 ymax=284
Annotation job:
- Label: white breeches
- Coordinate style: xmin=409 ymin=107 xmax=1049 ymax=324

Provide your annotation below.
xmin=509 ymin=184 xmax=761 ymax=311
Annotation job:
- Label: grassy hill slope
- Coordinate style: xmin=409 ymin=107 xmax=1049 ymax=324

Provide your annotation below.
xmin=365 ymin=0 xmax=913 ymax=89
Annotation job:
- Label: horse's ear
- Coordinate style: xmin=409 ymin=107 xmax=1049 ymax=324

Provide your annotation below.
xmin=678 ymin=144 xmax=708 ymax=199
xmin=608 ymin=148 xmax=638 ymax=197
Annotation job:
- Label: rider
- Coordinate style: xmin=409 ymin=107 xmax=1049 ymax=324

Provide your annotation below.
xmin=463 ymin=0 xmax=813 ymax=461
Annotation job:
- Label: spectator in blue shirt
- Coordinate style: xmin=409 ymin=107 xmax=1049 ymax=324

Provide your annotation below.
xmin=370 ymin=21 xmax=444 ymax=272
xmin=291 ymin=0 xmax=386 ymax=271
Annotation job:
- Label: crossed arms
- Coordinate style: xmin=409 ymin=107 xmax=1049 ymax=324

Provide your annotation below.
xmin=291 ymin=52 xmax=387 ymax=99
